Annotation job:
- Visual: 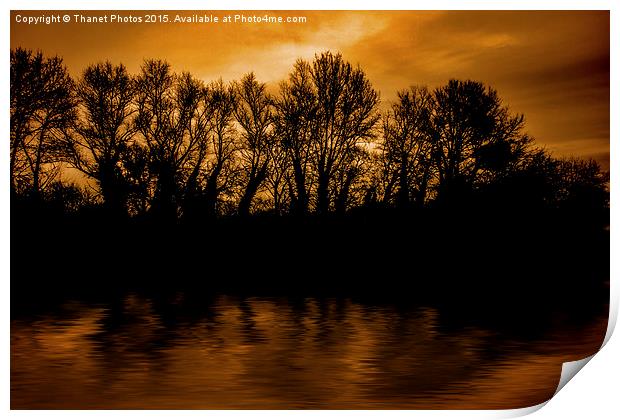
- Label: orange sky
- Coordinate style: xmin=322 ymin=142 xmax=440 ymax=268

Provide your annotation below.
xmin=11 ymin=10 xmax=609 ymax=168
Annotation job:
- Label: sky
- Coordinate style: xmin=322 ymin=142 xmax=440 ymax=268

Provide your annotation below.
xmin=11 ymin=10 xmax=610 ymax=168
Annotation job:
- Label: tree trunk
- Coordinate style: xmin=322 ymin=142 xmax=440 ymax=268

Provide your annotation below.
xmin=292 ymin=160 xmax=308 ymax=216
xmin=335 ymin=172 xmax=353 ymax=214
xmin=317 ymin=171 xmax=330 ymax=216
xmin=152 ymin=163 xmax=177 ymax=221
xmin=238 ymin=165 xmax=267 ymax=217
xmin=203 ymin=166 xmax=222 ymax=219
xmin=397 ymin=158 xmax=409 ymax=208
xmin=99 ymin=163 xmax=127 ymax=218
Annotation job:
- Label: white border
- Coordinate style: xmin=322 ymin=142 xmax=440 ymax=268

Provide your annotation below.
xmin=3 ymin=1 xmax=617 ymax=420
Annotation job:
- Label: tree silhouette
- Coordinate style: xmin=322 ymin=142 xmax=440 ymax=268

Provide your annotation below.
xmin=555 ymin=157 xmax=609 ymax=211
xmin=234 ymin=73 xmax=275 ymax=216
xmin=122 ymin=142 xmax=153 ymax=216
xmin=266 ymin=143 xmax=291 ymax=215
xmin=309 ymin=52 xmax=380 ymax=214
xmin=8 ymin=48 xmax=609 ymax=222
xmin=274 ymin=59 xmax=316 ymax=216
xmin=63 ymin=62 xmax=136 ymax=216
xmin=43 ymin=181 xmax=97 ymax=214
xmin=380 ymin=86 xmax=435 ymax=208
xmin=10 ymin=47 xmax=610 ymax=317
xmin=179 ymin=80 xmax=212 ymax=221
xmin=490 ymin=147 xmax=559 ymax=208
xmin=134 ymin=60 xmax=203 ymax=220
xmin=10 ymin=48 xmax=76 ymax=201
xmin=332 ymin=144 xmax=373 ymax=213
xmin=182 ymin=79 xmax=238 ymax=220
xmin=431 ymin=80 xmax=531 ymax=203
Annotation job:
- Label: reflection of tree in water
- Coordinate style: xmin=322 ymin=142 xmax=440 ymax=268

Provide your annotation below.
xmin=91 ymin=296 xmax=495 ymax=404
xmin=11 ymin=294 xmax=607 ymax=408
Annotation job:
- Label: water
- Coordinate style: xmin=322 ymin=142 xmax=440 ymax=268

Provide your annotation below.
xmin=11 ymin=293 xmax=607 ymax=409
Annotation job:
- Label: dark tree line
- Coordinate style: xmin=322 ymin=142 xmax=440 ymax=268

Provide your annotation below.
xmin=10 ymin=47 xmax=609 ymax=221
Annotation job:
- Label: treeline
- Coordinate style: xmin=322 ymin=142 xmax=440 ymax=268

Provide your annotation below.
xmin=10 ymin=48 xmax=609 ymax=221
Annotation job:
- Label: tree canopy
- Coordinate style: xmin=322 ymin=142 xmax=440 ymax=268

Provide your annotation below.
xmin=10 ymin=48 xmax=609 ymax=220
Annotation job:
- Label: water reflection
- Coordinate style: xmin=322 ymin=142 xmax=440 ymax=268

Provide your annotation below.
xmin=11 ymin=294 xmax=607 ymax=409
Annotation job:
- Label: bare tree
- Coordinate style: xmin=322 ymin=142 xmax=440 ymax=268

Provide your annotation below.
xmin=380 ymin=86 xmax=435 ymax=208
xmin=332 ymin=145 xmax=373 ymax=213
xmin=431 ymin=80 xmax=531 ymax=201
xmin=264 ymin=140 xmax=290 ymax=215
xmin=309 ymin=52 xmax=380 ymax=214
xmin=43 ymin=181 xmax=98 ymax=214
xmin=10 ymin=48 xmax=76 ymax=200
xmin=12 ymin=48 xmax=602 ymax=223
xmin=134 ymin=60 xmax=202 ymax=220
xmin=274 ymin=59 xmax=316 ymax=216
xmin=234 ymin=73 xmax=274 ymax=216
xmin=554 ymin=157 xmax=609 ymax=210
xmin=122 ymin=142 xmax=153 ymax=216
xmin=182 ymin=79 xmax=238 ymax=220
xmin=64 ymin=62 xmax=136 ymax=215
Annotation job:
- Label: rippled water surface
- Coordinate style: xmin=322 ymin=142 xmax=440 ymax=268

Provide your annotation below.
xmin=11 ymin=294 xmax=607 ymax=409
